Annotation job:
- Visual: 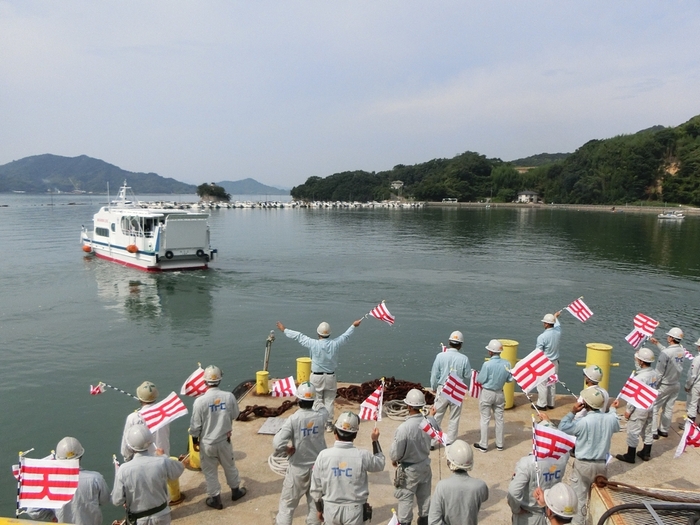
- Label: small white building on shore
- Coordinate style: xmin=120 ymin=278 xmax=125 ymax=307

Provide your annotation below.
xmin=516 ymin=190 xmax=540 ymax=203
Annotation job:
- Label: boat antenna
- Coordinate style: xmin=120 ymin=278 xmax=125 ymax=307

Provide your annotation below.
xmin=107 ymin=182 xmax=110 ymax=210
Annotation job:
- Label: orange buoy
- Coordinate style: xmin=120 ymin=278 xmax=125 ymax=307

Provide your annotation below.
xmin=126 ymin=244 xmax=138 ymax=253
xmin=82 ymin=245 xmax=92 ymax=253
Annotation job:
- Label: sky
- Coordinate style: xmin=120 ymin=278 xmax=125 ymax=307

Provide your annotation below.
xmin=1 ymin=2 xmax=699 ymax=189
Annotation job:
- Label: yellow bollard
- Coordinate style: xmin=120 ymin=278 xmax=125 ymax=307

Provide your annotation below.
xmin=256 ymin=370 xmax=270 ymax=394
xmin=187 ymin=433 xmax=201 ymax=470
xmin=499 ymin=339 xmax=519 ymax=409
xmin=167 ymin=457 xmax=185 ymax=504
xmin=297 ymin=357 xmax=312 ymax=383
xmin=576 ymin=343 xmax=619 ymax=392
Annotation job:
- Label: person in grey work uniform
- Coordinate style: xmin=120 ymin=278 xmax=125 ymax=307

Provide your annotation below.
xmin=507 ymin=421 xmax=569 ymax=525
xmin=277 ymin=319 xmax=362 ymax=432
xmin=532 ymin=483 xmax=578 ymax=525
xmin=430 ymin=330 xmax=471 ymax=446
xmin=121 ymin=381 xmax=170 ymax=462
xmin=535 ymin=311 xmax=561 ymax=410
xmin=273 ymin=381 xmax=329 ymax=525
xmin=189 ymin=365 xmax=247 ymax=510
xmin=390 ymin=389 xmax=434 ymax=525
xmin=474 ymin=339 xmax=513 ymax=453
xmin=649 ymin=326 xmax=686 ymax=438
xmin=615 ymin=347 xmax=660 ymax=463
xmin=544 ymin=387 xmax=619 ymax=525
xmin=310 ymin=412 xmax=385 ymax=525
xmin=428 ymin=440 xmax=488 ymax=525
xmin=685 ymin=337 xmax=700 ymax=424
xmin=112 ymin=425 xmax=184 ymax=525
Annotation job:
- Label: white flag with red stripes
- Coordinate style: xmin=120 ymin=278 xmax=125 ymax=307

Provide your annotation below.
xmin=565 ymin=298 xmax=593 ymax=322
xmin=510 ymin=349 xmax=556 ymax=393
xmin=440 ymin=373 xmax=468 ymax=406
xmin=618 ymin=373 xmax=658 ymax=410
xmin=533 ymin=422 xmax=576 ymax=460
xmin=625 ymin=329 xmax=647 ymax=349
xmin=180 ymin=367 xmax=208 ymax=397
xmin=420 ymin=418 xmax=446 ymax=445
xmin=359 ymin=384 xmax=384 ymax=421
xmin=89 ymin=382 xmax=105 ymax=395
xmin=633 ymin=313 xmax=659 ymax=337
xmin=675 ymin=419 xmax=700 ymax=458
xmin=19 ymin=458 xmax=80 ymax=509
xmin=271 ymin=376 xmax=297 ymax=398
xmin=469 ymin=369 xmax=482 ymax=399
xmin=368 ymin=301 xmax=395 ymax=325
xmin=139 ymin=392 xmax=188 ymax=432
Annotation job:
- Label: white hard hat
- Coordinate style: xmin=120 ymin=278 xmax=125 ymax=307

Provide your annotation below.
xmin=544 ymin=483 xmax=578 ymax=519
xmin=583 ymin=365 xmax=603 ymax=384
xmin=541 ymin=314 xmax=556 ymax=324
xmin=296 ymin=381 xmax=316 ymax=401
xmin=136 ymin=381 xmax=158 ymax=403
xmin=695 ymin=337 xmax=700 ymax=347
xmin=446 ymin=440 xmax=473 ymax=471
xmin=449 ymin=331 xmax=464 ymax=344
xmin=334 ymin=412 xmax=360 ymax=434
xmin=485 ymin=339 xmax=503 ymax=353
xmin=666 ymin=327 xmax=684 ymax=340
xmin=204 ymin=365 xmax=222 ymax=384
xmin=403 ymin=388 xmax=426 ymax=407
xmin=634 ymin=347 xmax=655 ymax=364
xmin=55 ymin=437 xmax=84 ymax=460
xmin=580 ymin=387 xmax=605 ymax=410
xmin=317 ymin=322 xmax=331 ymax=337
xmin=126 ymin=425 xmax=153 ymax=452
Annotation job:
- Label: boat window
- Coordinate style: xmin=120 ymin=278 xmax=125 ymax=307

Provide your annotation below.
xmin=111 ymin=223 xmax=115 ymax=232
xmin=96 ymin=227 xmax=109 ymax=237
xmin=121 ymin=216 xmax=145 ymax=237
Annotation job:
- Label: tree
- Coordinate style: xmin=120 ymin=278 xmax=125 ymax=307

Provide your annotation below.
xmin=197 ymin=183 xmax=231 ymax=202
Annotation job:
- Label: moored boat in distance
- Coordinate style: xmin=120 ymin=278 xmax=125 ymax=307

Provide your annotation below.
xmin=80 ymin=181 xmax=217 ymax=272
xmin=657 ymin=211 xmax=685 ymax=220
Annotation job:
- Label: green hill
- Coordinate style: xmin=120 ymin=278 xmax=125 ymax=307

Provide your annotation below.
xmin=0 ymin=154 xmax=196 ymax=194
xmin=217 ymin=178 xmax=289 ymax=196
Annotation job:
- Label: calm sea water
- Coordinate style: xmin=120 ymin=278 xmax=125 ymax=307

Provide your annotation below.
xmin=1 ymin=193 xmax=699 ymax=519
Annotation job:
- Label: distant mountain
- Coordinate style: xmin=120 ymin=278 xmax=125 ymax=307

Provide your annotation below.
xmin=0 ymin=154 xmax=197 ymax=194
xmin=508 ymin=152 xmax=570 ymax=167
xmin=217 ymin=178 xmax=289 ymax=195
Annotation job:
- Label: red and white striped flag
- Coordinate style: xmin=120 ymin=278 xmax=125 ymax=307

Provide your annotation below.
xmin=440 ymin=343 xmax=448 ymax=353
xmin=271 ymin=376 xmax=297 ymax=398
xmin=89 ymin=382 xmax=105 ymax=395
xmin=368 ymin=301 xmax=395 ymax=325
xmin=565 ymin=298 xmax=593 ymax=322
xmin=546 ymin=374 xmax=559 ymax=387
xmin=625 ymin=329 xmax=647 ymax=349
xmin=440 ymin=373 xmax=468 ymax=406
xmin=420 ymin=418 xmax=446 ymax=445
xmin=469 ymin=369 xmax=482 ymax=399
xmin=386 ymin=510 xmax=399 ymax=525
xmin=112 ymin=455 xmax=119 ymax=480
xmin=360 ymin=385 xmax=384 ymax=421
xmin=533 ymin=423 xmax=576 ymax=460
xmin=618 ymin=373 xmax=658 ymax=410
xmin=180 ymin=367 xmax=207 ymax=397
xmin=510 ymin=349 xmax=556 ymax=393
xmin=12 ymin=464 xmax=20 ymax=481
xmin=675 ymin=419 xmax=700 ymax=458
xmin=19 ymin=458 xmax=80 ymax=509
xmin=633 ymin=313 xmax=659 ymax=337
xmin=684 ymin=348 xmax=694 ymax=360
xmin=139 ymin=392 xmax=188 ymax=432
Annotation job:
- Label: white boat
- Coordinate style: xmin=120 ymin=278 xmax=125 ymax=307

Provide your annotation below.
xmin=657 ymin=211 xmax=685 ymax=220
xmin=80 ymin=181 xmax=217 ymax=272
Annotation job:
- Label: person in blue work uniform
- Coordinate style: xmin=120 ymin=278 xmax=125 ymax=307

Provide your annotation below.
xmin=535 ymin=311 xmax=562 ymax=410
xmin=277 ymin=319 xmax=362 ymax=432
xmin=474 ymin=339 xmax=513 ymax=453
xmin=430 ymin=330 xmax=471 ymax=446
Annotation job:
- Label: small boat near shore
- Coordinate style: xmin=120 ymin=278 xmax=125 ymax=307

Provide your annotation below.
xmin=657 ymin=211 xmax=685 ymax=220
xmin=80 ymin=181 xmax=217 ymax=272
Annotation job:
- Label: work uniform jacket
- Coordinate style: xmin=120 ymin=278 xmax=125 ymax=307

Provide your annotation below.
xmin=189 ymin=387 xmax=240 ymax=445
xmin=57 ymin=469 xmax=110 ymax=525
xmin=507 ymin=454 xmax=569 ymax=525
xmin=427 ymin=471 xmax=488 ymax=525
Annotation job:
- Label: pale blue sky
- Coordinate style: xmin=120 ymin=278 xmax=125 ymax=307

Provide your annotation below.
xmin=1 ymin=1 xmax=699 ymax=187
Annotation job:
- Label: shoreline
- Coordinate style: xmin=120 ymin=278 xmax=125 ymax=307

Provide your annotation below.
xmin=425 ymin=201 xmax=700 ymax=215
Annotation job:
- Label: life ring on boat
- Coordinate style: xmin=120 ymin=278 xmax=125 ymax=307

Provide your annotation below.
xmin=126 ymin=244 xmax=138 ymax=253
xmin=165 ymin=251 xmax=174 ymax=259
xmin=82 ymin=245 xmax=92 ymax=253
xmin=196 ymin=249 xmax=205 ymax=258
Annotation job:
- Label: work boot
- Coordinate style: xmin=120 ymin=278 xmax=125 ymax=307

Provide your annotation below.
xmin=615 ymin=446 xmax=636 ymax=464
xmin=206 ymin=495 xmax=223 ymax=510
xmin=417 ymin=516 xmax=429 ymax=525
xmin=636 ymin=444 xmax=652 ymax=462
xmin=657 ymin=430 xmax=669 ymax=438
xmin=231 ymin=487 xmax=247 ymax=501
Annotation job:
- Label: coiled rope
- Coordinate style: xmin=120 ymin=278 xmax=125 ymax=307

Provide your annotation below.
xmin=384 ymin=400 xmax=409 ymax=421
xmin=268 ymin=452 xmax=289 ymax=476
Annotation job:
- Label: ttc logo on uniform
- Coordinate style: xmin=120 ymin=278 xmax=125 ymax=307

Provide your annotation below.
xmin=301 ymin=420 xmax=319 ymax=437
xmin=332 ymin=462 xmax=353 ymax=477
xmin=542 ymin=465 xmax=562 ymax=482
xmin=208 ymin=397 xmax=227 ymax=412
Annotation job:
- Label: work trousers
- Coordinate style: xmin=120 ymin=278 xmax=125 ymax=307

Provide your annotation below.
xmin=200 ymin=439 xmax=240 ymax=497
xmin=433 ymin=385 xmax=462 ymax=445
xmin=652 ymin=382 xmax=680 ymax=434
xmin=569 ymin=460 xmax=606 ymax=525
xmin=394 ymin=460 xmax=431 ymax=524
xmin=626 ymin=409 xmax=653 ymax=447
xmin=276 ymin=464 xmax=319 ymax=525
xmin=133 ymin=508 xmax=171 ymax=525
xmin=512 ymin=507 xmax=547 ymax=525
xmin=478 ymin=389 xmax=505 ymax=449
xmin=323 ymin=502 xmax=365 ymax=525
xmin=536 ymin=361 xmax=558 ymax=408
xmin=310 ymin=373 xmax=338 ymax=418
xmin=687 ymin=385 xmax=700 ymax=419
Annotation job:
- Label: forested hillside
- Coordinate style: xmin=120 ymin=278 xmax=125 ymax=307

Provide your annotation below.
xmin=292 ymin=115 xmax=700 ymax=205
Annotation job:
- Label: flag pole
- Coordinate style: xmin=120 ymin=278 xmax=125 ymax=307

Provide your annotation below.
xmin=101 ymin=383 xmax=139 ymax=400
xmin=16 ymin=449 xmax=33 ymax=517
xmin=531 ymin=416 xmax=541 ymax=488
xmin=556 ymin=380 xmax=579 ymax=399
xmin=523 ymin=392 xmax=542 ymax=416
